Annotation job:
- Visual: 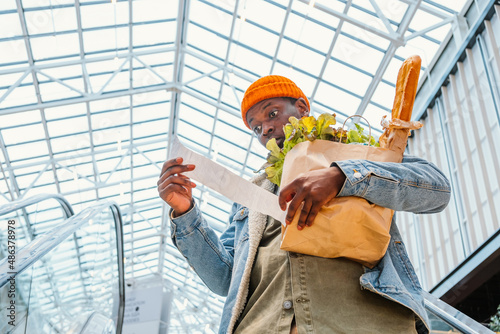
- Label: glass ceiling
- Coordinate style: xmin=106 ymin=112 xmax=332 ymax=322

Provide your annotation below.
xmin=0 ymin=0 xmax=470 ymax=332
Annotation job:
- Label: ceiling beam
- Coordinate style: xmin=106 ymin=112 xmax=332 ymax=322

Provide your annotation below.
xmin=298 ymin=0 xmax=403 ymax=45
xmin=0 ymin=83 xmax=175 ymax=115
xmin=159 ymin=0 xmax=191 ymax=276
xmin=356 ymin=0 xmax=422 ymax=116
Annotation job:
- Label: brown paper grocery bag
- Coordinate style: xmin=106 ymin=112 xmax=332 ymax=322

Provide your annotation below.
xmin=279 ymin=139 xmax=404 ymax=268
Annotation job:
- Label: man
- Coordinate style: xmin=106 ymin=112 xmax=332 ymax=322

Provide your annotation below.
xmin=157 ymin=75 xmax=451 ymax=333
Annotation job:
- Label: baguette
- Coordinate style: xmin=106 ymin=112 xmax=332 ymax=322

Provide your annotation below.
xmin=392 ymin=55 xmax=421 ymax=121
xmin=379 ymin=55 xmax=422 ymax=151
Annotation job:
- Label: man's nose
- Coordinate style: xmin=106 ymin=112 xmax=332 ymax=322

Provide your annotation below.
xmin=262 ymin=123 xmax=274 ymax=136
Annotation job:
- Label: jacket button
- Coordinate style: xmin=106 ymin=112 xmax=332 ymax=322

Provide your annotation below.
xmin=283 ymin=300 xmax=293 ymax=310
xmin=240 ymin=209 xmax=245 ymax=215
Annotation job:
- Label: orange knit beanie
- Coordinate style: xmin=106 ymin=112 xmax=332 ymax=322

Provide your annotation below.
xmin=241 ymin=75 xmax=310 ymax=129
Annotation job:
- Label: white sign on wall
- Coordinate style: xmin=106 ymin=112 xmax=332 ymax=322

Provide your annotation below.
xmin=122 ymin=284 xmax=163 ymax=334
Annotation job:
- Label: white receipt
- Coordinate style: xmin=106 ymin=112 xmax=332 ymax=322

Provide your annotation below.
xmin=170 ymin=136 xmax=286 ymax=225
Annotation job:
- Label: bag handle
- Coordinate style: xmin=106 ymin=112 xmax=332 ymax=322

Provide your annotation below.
xmin=339 ymin=114 xmax=373 ymax=147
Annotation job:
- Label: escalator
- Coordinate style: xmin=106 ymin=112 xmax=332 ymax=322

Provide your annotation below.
xmin=0 ymin=194 xmax=495 ymax=333
xmin=0 ymin=195 xmax=124 ymax=334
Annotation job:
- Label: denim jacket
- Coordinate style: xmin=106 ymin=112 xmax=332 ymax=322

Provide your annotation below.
xmin=170 ymin=155 xmax=451 ymax=334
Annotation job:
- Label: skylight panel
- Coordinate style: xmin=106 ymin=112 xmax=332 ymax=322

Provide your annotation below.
xmin=272 ymin=62 xmax=318 ymax=97
xmin=83 ymin=27 xmax=128 ymax=54
xmin=314 ymin=0 xmax=346 ymax=12
xmin=14 ymin=164 xmax=53 ymax=188
xmin=0 ymin=13 xmax=22 ymax=39
xmin=396 ymin=38 xmax=438 ymax=67
xmin=184 ymin=73 xmax=224 ymax=103
xmin=0 ymin=39 xmax=28 ymax=66
xmin=21 ymin=0 xmax=74 ymax=7
xmin=371 ymin=80 xmax=396 ymax=111
xmin=340 ymin=19 xmax=391 ymax=51
xmin=92 ymin=107 xmax=130 ymax=131
xmin=86 ymin=65 xmax=129 ymax=93
xmin=219 ymin=82 xmax=243 ymax=111
xmin=424 ymin=22 xmax=451 ymax=41
xmin=277 ymin=39 xmax=326 ymax=76
xmin=177 ymin=120 xmax=212 ymax=151
xmin=30 ymin=33 xmax=80 ymax=61
xmin=44 ymin=103 xmax=87 ymax=120
xmin=182 ymin=53 xmax=221 ymax=81
xmin=0 ymin=77 xmax=37 ymax=109
xmin=213 ymin=121 xmax=251 ymax=159
xmin=331 ymin=33 xmax=385 ymax=75
xmin=104 ymin=167 xmax=132 ymax=187
xmin=243 ymin=0 xmax=286 ymax=34
xmin=80 ymin=2 xmax=128 ymax=29
xmin=322 ymin=59 xmax=372 ymax=97
xmin=132 ymin=90 xmax=171 ymax=105
xmin=5 ymin=140 xmax=49 ymax=162
xmin=236 ymin=20 xmax=280 ymax=56
xmin=409 ymin=8 xmax=446 ymax=31
xmin=283 ymin=12 xmax=336 ymax=55
xmin=245 ymin=150 xmax=266 ymax=174
xmin=2 ymin=124 xmax=45 ymax=146
xmin=49 ymin=133 xmax=90 ymax=155
xmin=132 ymin=67 xmax=165 ymax=88
xmin=133 ymin=118 xmax=169 ymax=140
xmin=133 ymin=0 xmax=178 ymax=22
xmin=347 ymin=1 xmax=397 ymax=34
xmin=228 ymin=46 xmax=272 ymax=77
xmin=47 ymin=115 xmax=89 ymax=137
xmin=0 ymin=0 xmax=16 ymax=10
xmin=314 ymin=81 xmax=361 ymax=115
xmin=133 ymin=21 xmax=177 ymax=47
xmin=64 ymin=190 xmax=96 ymax=208
xmin=0 ymin=110 xmax=40 ymax=127
xmin=361 ymin=104 xmax=389 ymax=134
xmin=178 ymin=102 xmax=215 ymax=131
xmin=381 ymin=56 xmax=403 ymax=83
xmin=186 ymin=23 xmax=229 ymax=60
xmin=37 ymin=77 xmax=84 ymax=102
xmin=427 ymin=0 xmax=465 ymax=14
xmin=40 ymin=63 xmax=83 ymax=80
xmin=366 ymin=0 xmax=408 ymax=23
xmin=24 ymin=7 xmax=77 ymax=35
xmin=190 ymin=0 xmax=233 ymax=37
xmin=132 ymin=102 xmax=170 ymax=123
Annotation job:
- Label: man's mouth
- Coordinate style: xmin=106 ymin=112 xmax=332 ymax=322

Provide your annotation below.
xmin=275 ymin=137 xmax=284 ymax=148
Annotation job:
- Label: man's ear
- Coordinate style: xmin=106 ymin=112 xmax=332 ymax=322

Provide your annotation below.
xmin=295 ymin=98 xmax=310 ymax=117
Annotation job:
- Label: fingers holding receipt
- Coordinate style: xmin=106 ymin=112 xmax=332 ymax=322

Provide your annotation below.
xmin=169 ymin=136 xmax=286 ymax=225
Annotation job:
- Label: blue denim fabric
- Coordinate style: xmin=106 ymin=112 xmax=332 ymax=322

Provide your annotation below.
xmin=170 ymin=155 xmax=451 ymax=334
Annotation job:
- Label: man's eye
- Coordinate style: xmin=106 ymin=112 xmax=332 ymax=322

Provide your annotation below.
xmin=269 ymin=110 xmax=278 ymax=118
xmin=253 ymin=125 xmax=262 ymax=134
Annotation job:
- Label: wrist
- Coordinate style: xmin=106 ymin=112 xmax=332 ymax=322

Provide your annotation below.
xmin=172 ymin=201 xmax=194 ymax=218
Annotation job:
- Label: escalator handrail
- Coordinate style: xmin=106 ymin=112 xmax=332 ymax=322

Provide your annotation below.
xmin=422 ymin=291 xmax=494 ymax=334
xmin=0 ymin=200 xmax=125 ymax=334
xmin=0 ymin=193 xmax=75 ymax=218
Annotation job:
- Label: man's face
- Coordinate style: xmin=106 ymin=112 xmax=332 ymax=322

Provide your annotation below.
xmin=246 ymin=97 xmax=309 ymax=148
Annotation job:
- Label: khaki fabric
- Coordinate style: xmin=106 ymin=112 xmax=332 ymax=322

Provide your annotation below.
xmin=234 ymin=217 xmax=417 ymax=334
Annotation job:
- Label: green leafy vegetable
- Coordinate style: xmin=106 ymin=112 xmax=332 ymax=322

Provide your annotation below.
xmin=260 ymin=113 xmax=379 ymax=186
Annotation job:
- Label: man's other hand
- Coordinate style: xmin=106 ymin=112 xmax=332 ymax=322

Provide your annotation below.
xmin=157 ymin=157 xmax=196 ymax=217
xmin=278 ymin=166 xmax=346 ymax=230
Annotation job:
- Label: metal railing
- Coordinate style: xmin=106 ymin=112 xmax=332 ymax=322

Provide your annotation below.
xmin=0 ymin=193 xmax=74 ymax=219
xmin=0 ymin=199 xmax=125 ymax=334
xmin=423 ymin=291 xmax=494 ymax=333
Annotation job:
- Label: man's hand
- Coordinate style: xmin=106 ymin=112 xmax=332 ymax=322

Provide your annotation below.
xmin=278 ymin=166 xmax=346 ymax=230
xmin=157 ymin=157 xmax=196 ymax=217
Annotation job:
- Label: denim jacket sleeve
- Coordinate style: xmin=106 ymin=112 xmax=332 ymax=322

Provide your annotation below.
xmin=170 ymin=202 xmax=241 ymax=296
xmin=333 ymin=155 xmax=451 ymax=214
